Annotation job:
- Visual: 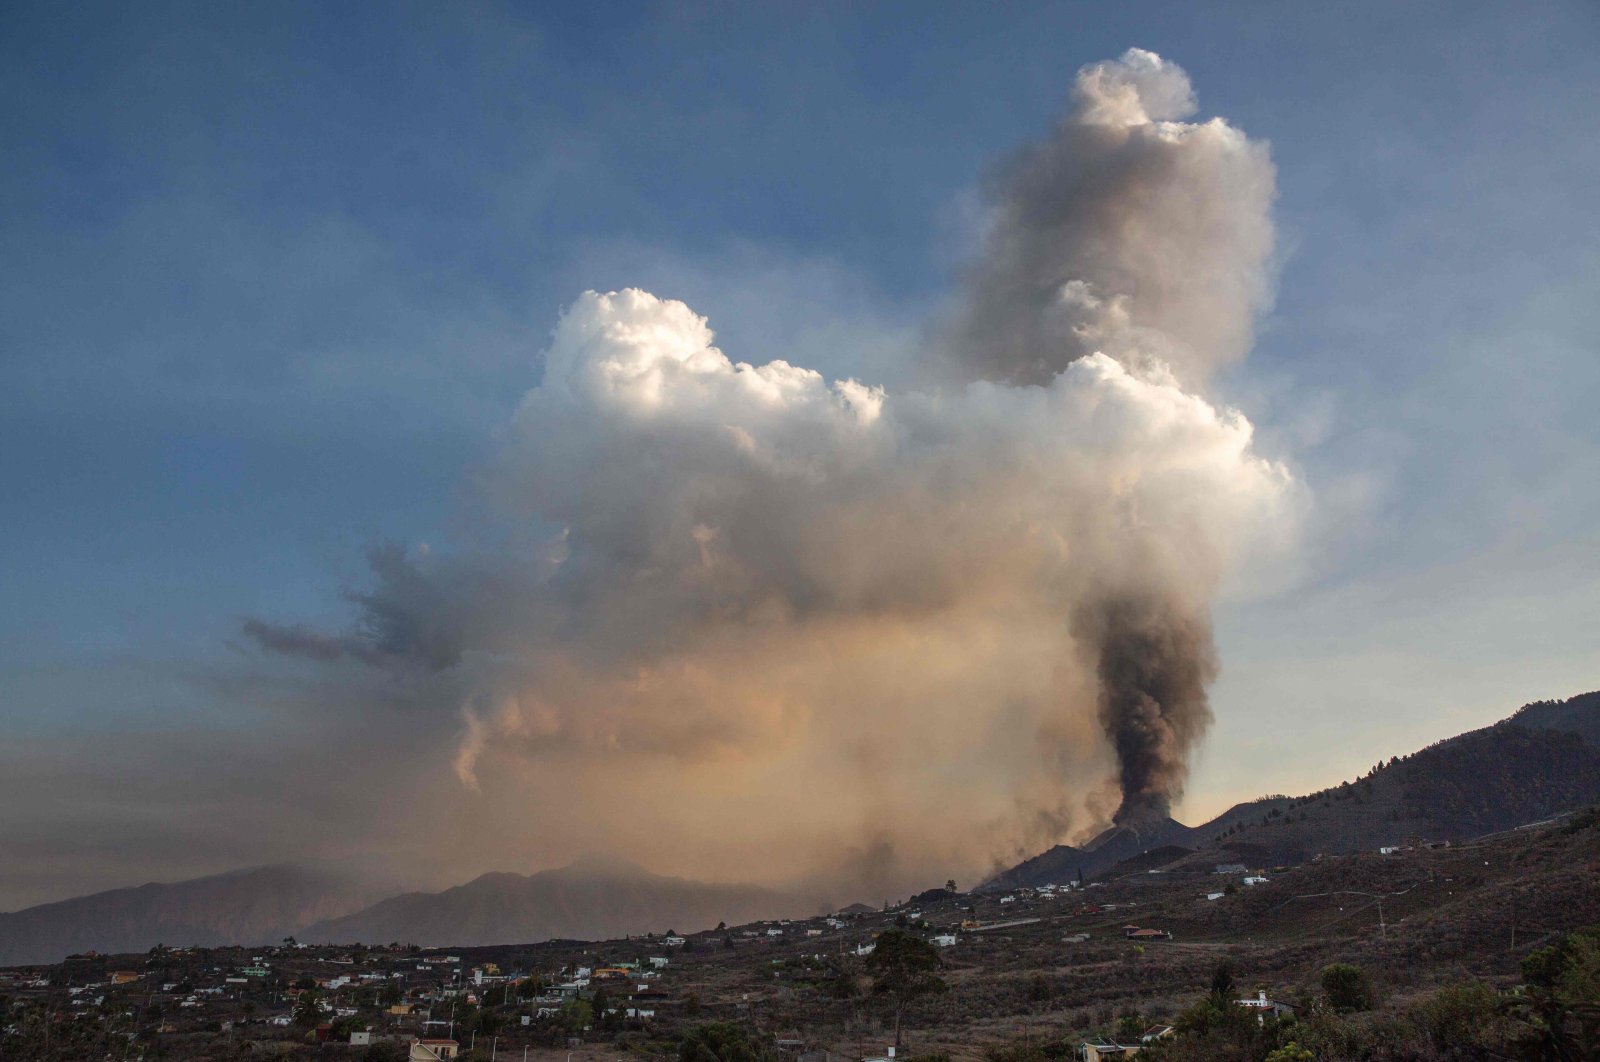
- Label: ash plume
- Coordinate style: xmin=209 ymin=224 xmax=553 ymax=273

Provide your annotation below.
xmin=240 ymin=49 xmax=1298 ymax=894
xmin=947 ymin=48 xmax=1277 ymax=823
xmin=948 ymin=48 xmax=1275 ymax=387
xmin=1080 ymin=595 xmax=1219 ymax=824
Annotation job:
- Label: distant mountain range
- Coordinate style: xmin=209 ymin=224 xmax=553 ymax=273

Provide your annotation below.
xmin=0 ymin=857 xmax=819 ymax=967
xmin=5 ymin=691 xmax=1595 ymax=966
xmin=302 ymin=857 xmax=818 ymax=948
xmin=983 ymin=690 xmax=1600 ymax=890
xmin=0 ymin=865 xmax=378 ymax=967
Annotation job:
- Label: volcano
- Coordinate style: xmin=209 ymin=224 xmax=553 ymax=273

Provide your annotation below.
xmin=980 ymin=815 xmax=1197 ymax=891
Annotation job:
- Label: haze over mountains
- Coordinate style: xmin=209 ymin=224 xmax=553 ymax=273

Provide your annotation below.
xmin=302 ymin=856 xmax=818 ymax=949
xmin=3 ymin=691 xmax=1595 ymax=967
xmin=0 ymin=865 xmax=378 ymax=968
xmin=0 ymin=858 xmax=817 ymax=967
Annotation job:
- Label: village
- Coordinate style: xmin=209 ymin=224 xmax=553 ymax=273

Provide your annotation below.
xmin=3 ymin=818 xmax=1597 ymax=1061
xmin=0 ymin=864 xmax=1275 ymax=1060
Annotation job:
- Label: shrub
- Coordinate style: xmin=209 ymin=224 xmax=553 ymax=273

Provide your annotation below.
xmin=1408 ymin=980 xmax=1506 ymax=1053
xmin=1319 ymin=963 xmax=1374 ymax=1013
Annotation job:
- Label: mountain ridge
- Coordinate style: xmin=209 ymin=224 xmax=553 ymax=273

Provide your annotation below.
xmin=301 ymin=863 xmax=821 ymax=948
xmin=0 ymin=864 xmax=378 ymax=967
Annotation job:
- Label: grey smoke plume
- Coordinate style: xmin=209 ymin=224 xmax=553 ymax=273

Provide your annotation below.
xmin=243 ymin=49 xmax=1296 ymax=890
xmin=1080 ymin=595 xmax=1219 ymax=823
xmin=949 ymin=48 xmax=1276 ymax=388
xmin=945 ymin=48 xmax=1277 ymax=822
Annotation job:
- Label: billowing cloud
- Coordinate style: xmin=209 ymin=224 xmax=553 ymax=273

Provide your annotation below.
xmin=241 ymin=49 xmax=1298 ymax=892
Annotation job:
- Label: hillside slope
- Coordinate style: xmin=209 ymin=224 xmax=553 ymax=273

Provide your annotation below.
xmin=990 ymin=690 xmax=1600 ymax=886
xmin=1203 ymin=722 xmax=1600 ymax=866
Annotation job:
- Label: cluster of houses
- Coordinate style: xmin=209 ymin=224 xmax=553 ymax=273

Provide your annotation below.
xmin=5 ymin=868 xmax=1315 ymax=1062
xmin=1 ymin=940 xmax=689 ymax=1054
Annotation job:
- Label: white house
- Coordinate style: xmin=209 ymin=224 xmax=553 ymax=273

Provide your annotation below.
xmin=931 ymin=934 xmax=957 ymax=948
xmin=1236 ymin=990 xmax=1298 ymax=1022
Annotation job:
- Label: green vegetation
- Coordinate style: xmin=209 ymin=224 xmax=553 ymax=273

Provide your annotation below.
xmin=1122 ymin=929 xmax=1600 ymax=1061
xmin=1319 ymin=963 xmax=1374 ymax=1013
xmin=678 ymin=1021 xmax=775 ymax=1062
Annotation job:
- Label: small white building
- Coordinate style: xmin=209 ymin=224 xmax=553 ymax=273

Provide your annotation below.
xmin=1236 ymin=990 xmax=1298 ymax=1022
xmin=931 ymin=934 xmax=957 ymax=948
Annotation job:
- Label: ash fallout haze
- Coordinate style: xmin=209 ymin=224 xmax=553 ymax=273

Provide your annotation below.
xmin=3 ymin=1 xmax=1598 ymax=922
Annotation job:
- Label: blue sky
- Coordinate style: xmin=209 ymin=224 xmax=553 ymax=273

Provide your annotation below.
xmin=3 ymin=1 xmax=1598 ymax=906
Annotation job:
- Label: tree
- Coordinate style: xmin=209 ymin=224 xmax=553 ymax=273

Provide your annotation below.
xmin=293 ymin=989 xmax=323 ymax=1028
xmin=556 ymin=998 xmax=592 ymax=1039
xmin=1320 ymin=963 xmax=1373 ymax=1013
xmin=1209 ymin=961 xmax=1237 ymax=1005
xmin=1512 ymin=926 xmax=1600 ymax=1057
xmin=865 ymin=929 xmax=947 ymax=1052
xmin=380 ymin=980 xmax=403 ymax=1007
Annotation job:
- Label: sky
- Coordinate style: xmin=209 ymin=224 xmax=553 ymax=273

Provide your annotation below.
xmin=2 ymin=0 xmax=1598 ymax=911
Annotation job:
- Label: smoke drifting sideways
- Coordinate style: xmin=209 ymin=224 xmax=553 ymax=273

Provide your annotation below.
xmin=245 ymin=50 xmax=1298 ymax=891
